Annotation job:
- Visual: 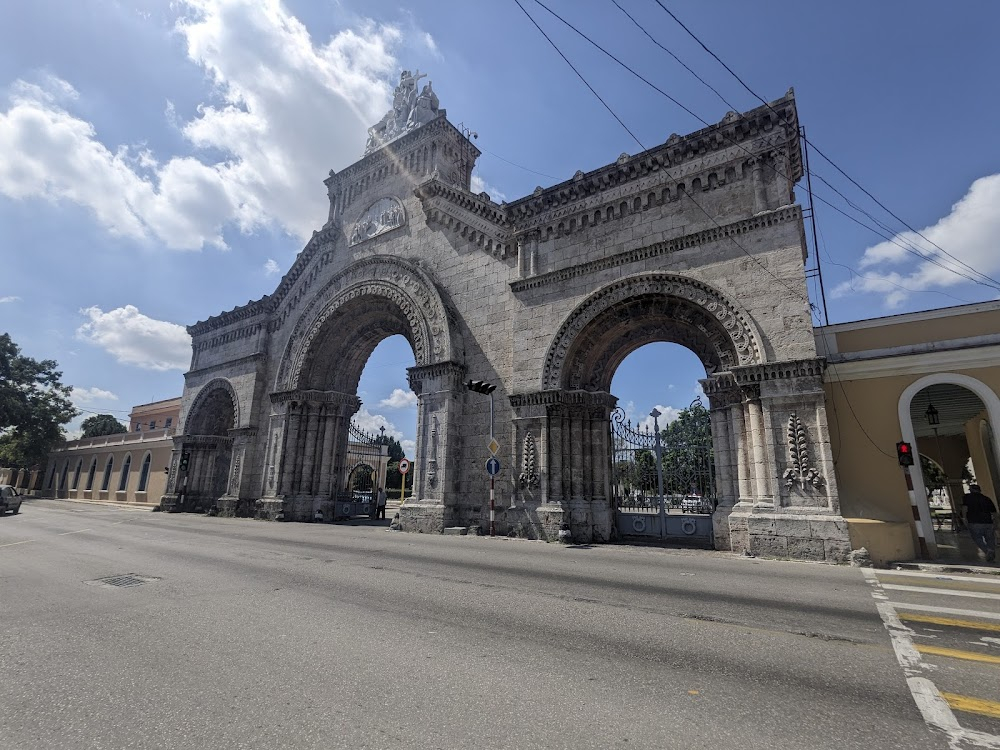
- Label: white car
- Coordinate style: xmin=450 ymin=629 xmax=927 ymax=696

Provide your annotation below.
xmin=0 ymin=485 xmax=23 ymax=515
xmin=681 ymin=495 xmax=706 ymax=514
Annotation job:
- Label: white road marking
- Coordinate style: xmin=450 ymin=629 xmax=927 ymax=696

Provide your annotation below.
xmin=881 ymin=569 xmax=1000 ymax=585
xmin=58 ymin=528 xmax=92 ymax=536
xmin=891 ymin=602 xmax=1000 ymax=621
xmin=883 ymin=583 xmax=1000 ymax=601
xmin=863 ymin=568 xmax=1000 ymax=749
xmin=0 ymin=539 xmax=35 ymax=548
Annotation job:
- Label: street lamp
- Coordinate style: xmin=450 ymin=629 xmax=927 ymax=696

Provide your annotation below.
xmin=925 ymin=403 xmax=940 ymax=427
xmin=467 ymin=379 xmax=497 ymax=536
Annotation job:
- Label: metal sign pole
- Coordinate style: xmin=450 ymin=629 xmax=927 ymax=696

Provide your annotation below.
xmin=489 ymin=391 xmax=495 ymax=537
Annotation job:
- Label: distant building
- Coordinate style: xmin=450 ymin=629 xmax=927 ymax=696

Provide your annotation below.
xmin=40 ymin=398 xmax=181 ymax=506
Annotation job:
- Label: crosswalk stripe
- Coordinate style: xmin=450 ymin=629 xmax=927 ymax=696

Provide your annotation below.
xmin=890 ymin=602 xmax=1000 ymax=621
xmin=882 ymin=583 xmax=1000 ymax=601
xmin=916 ymin=644 xmax=1000 ymax=665
xmin=941 ymin=692 xmax=1000 ymax=720
xmin=900 ymin=612 xmax=1000 ymax=633
xmin=880 ymin=569 xmax=1000 ymax=585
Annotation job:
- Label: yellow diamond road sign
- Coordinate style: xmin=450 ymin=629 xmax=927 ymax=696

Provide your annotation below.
xmin=487 ymin=438 xmax=500 ymax=456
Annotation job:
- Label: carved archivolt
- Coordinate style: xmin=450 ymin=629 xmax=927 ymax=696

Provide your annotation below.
xmin=183 ymin=378 xmax=241 ymax=435
xmin=278 ymin=256 xmax=455 ymax=391
xmin=542 ymin=273 xmax=764 ymax=391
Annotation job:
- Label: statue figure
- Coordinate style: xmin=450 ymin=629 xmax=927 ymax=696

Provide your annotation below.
xmin=363 ymin=69 xmax=439 ymax=156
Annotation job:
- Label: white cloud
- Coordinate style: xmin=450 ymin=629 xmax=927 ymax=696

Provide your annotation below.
xmin=76 ymin=305 xmax=192 ymax=371
xmin=71 ymin=386 xmax=119 ymax=405
xmin=263 ymin=258 xmax=280 ymax=275
xmin=400 ymin=439 xmax=415 ymax=457
xmin=0 ymin=0 xmax=409 ymax=249
xmin=637 ymin=405 xmax=681 ymax=433
xmin=832 ymin=173 xmax=1000 ymax=308
xmin=422 ymin=32 xmax=442 ymax=60
xmin=379 ymin=388 xmax=417 ymax=408
xmin=471 ymin=174 xmax=506 ymax=203
xmin=0 ymin=295 xmax=20 ymax=303
xmin=352 ymin=406 xmax=407 ymax=441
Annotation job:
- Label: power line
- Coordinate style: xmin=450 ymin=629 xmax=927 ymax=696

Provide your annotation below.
xmin=512 ymin=0 xmax=646 ymax=151
xmin=532 ymin=0 xmax=1000 ymax=293
xmin=647 ymin=0 xmax=1000 ymax=291
xmin=516 ymin=0 xmax=813 ymax=308
xmin=481 ymin=148 xmax=561 ymax=181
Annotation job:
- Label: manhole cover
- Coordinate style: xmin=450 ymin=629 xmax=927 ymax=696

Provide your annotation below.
xmin=86 ymin=574 xmax=158 ymax=589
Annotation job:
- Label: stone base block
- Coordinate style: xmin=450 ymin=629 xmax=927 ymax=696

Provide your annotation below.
xmin=255 ymin=497 xmax=286 ymax=521
xmin=216 ymin=495 xmax=255 ymax=518
xmin=726 ymin=508 xmax=853 ymax=563
xmin=712 ymin=505 xmax=735 ymax=551
xmin=397 ymin=501 xmax=450 ymax=534
xmin=159 ymin=493 xmax=181 ymax=513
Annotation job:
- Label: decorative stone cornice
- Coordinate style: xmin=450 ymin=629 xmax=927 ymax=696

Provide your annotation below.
xmin=407 ymin=361 xmax=466 ymax=393
xmin=269 ymin=389 xmax=361 ymax=408
xmin=731 ymin=358 xmax=827 ymax=386
xmin=415 ymin=179 xmax=512 ymax=259
xmin=509 ymin=389 xmax=618 ymax=409
xmin=185 ymin=352 xmax=266 ymax=379
xmin=505 ymin=91 xmax=799 ymax=223
xmin=511 ymin=205 xmax=802 ymax=293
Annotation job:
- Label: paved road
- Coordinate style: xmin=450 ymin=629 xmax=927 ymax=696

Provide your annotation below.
xmin=0 ymin=499 xmax=959 ymax=749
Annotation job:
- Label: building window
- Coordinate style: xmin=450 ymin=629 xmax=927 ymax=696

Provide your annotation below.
xmin=85 ymin=458 xmax=97 ymax=490
xmin=137 ymin=453 xmax=152 ymax=492
xmin=134 ymin=423 xmax=141 ymax=431
xmin=72 ymin=459 xmax=83 ymax=490
xmin=118 ymin=454 xmax=132 ymax=492
xmin=59 ymin=461 xmax=69 ymax=491
xmin=47 ymin=465 xmax=56 ymax=489
xmin=165 ymin=418 xmax=172 ymax=428
xmin=101 ymin=456 xmax=114 ymax=491
xmin=148 ymin=421 xmax=156 ymax=430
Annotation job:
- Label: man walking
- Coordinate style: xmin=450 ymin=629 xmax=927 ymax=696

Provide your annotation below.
xmin=375 ymin=487 xmax=388 ymax=520
xmin=962 ymin=484 xmax=997 ymax=562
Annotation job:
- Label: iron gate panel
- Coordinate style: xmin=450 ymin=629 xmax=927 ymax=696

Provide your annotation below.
xmin=610 ymin=400 xmax=715 ymax=546
xmin=334 ymin=420 xmax=383 ymax=519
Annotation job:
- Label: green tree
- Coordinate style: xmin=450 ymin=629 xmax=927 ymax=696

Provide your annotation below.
xmin=0 ymin=333 xmax=78 ymax=468
xmin=81 ymin=413 xmax=127 ymax=438
xmin=920 ymin=454 xmax=947 ymax=497
xmin=660 ymin=400 xmax=714 ymax=496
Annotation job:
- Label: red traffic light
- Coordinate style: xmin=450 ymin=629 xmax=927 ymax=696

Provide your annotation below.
xmin=896 ymin=441 xmax=914 ymax=467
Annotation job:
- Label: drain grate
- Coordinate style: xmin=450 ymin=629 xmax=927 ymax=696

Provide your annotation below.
xmin=86 ymin=574 xmax=158 ymax=589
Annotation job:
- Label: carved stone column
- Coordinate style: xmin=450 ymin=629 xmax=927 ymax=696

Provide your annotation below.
xmin=723 ymin=359 xmax=851 ymax=562
xmin=216 ymin=426 xmax=257 ymax=517
xmin=398 ymin=361 xmax=466 ymax=533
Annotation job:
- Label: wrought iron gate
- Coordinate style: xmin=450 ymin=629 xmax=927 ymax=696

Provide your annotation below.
xmin=332 ymin=420 xmax=384 ymax=520
xmin=610 ymin=400 xmax=715 ymax=546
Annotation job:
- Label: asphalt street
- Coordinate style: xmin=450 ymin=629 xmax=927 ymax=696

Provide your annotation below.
xmin=0 ymin=499 xmax=972 ymax=749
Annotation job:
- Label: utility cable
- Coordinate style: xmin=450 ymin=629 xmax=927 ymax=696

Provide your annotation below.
xmin=512 ymin=0 xmax=646 ymax=152
xmin=647 ymin=0 xmax=1000 ymax=290
xmin=534 ymin=0 xmax=1000 ymax=293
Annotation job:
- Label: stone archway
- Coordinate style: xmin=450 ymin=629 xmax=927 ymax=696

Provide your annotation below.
xmin=162 ymin=378 xmax=239 ymax=513
xmin=512 ymin=272 xmax=842 ymax=556
xmin=260 ymin=256 xmax=464 ymax=525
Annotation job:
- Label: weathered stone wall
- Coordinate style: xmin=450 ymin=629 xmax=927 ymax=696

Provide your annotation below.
xmin=162 ymin=88 xmax=851 ymax=561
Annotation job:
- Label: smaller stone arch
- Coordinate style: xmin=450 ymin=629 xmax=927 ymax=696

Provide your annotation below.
xmin=542 ymin=272 xmax=765 ymax=391
xmin=184 ymin=378 xmax=241 ymax=436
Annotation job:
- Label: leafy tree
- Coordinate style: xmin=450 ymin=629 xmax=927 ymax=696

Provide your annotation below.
xmin=375 ymin=434 xmax=405 ymax=463
xmin=0 ymin=333 xmax=78 ymax=468
xmin=81 ymin=413 xmax=127 ymax=438
xmin=660 ymin=400 xmax=714 ymax=496
xmin=920 ymin=454 xmax=947 ymax=497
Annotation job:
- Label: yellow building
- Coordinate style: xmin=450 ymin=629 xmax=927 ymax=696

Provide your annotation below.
xmin=818 ymin=301 xmax=1000 ymax=565
xmin=41 ymin=398 xmax=181 ymax=506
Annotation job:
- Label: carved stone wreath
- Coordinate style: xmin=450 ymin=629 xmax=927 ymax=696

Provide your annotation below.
xmin=542 ymin=273 xmax=763 ymax=390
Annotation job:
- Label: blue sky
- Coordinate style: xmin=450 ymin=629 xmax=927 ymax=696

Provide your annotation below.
xmin=2 ymin=0 xmax=998 ymax=450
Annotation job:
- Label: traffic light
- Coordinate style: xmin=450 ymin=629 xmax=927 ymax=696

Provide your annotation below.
xmin=896 ymin=441 xmax=914 ymax=467
xmin=467 ymin=379 xmax=496 ymax=395
xmin=179 ymin=451 xmax=191 ymax=472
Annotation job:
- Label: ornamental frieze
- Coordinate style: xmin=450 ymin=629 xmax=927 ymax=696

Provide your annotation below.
xmin=349 ymin=197 xmax=405 ymax=246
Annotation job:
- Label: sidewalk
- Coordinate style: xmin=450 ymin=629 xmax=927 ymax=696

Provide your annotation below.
xmin=890 ymin=560 xmax=1000 ymax=576
xmin=43 ymin=496 xmax=159 ymax=511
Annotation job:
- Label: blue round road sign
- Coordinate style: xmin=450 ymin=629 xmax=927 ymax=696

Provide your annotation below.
xmin=485 ymin=457 xmax=501 ymax=476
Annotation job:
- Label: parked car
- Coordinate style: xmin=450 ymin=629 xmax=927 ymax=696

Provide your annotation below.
xmin=0 ymin=485 xmax=23 ymax=515
xmin=681 ymin=494 xmax=706 ymax=514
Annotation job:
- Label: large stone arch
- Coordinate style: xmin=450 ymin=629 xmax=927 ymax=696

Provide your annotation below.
xmin=277 ymin=256 xmax=458 ymax=393
xmin=260 ymin=255 xmax=466 ymax=523
xmin=183 ymin=378 xmax=240 ymax=435
xmin=542 ymin=272 xmax=765 ymax=391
